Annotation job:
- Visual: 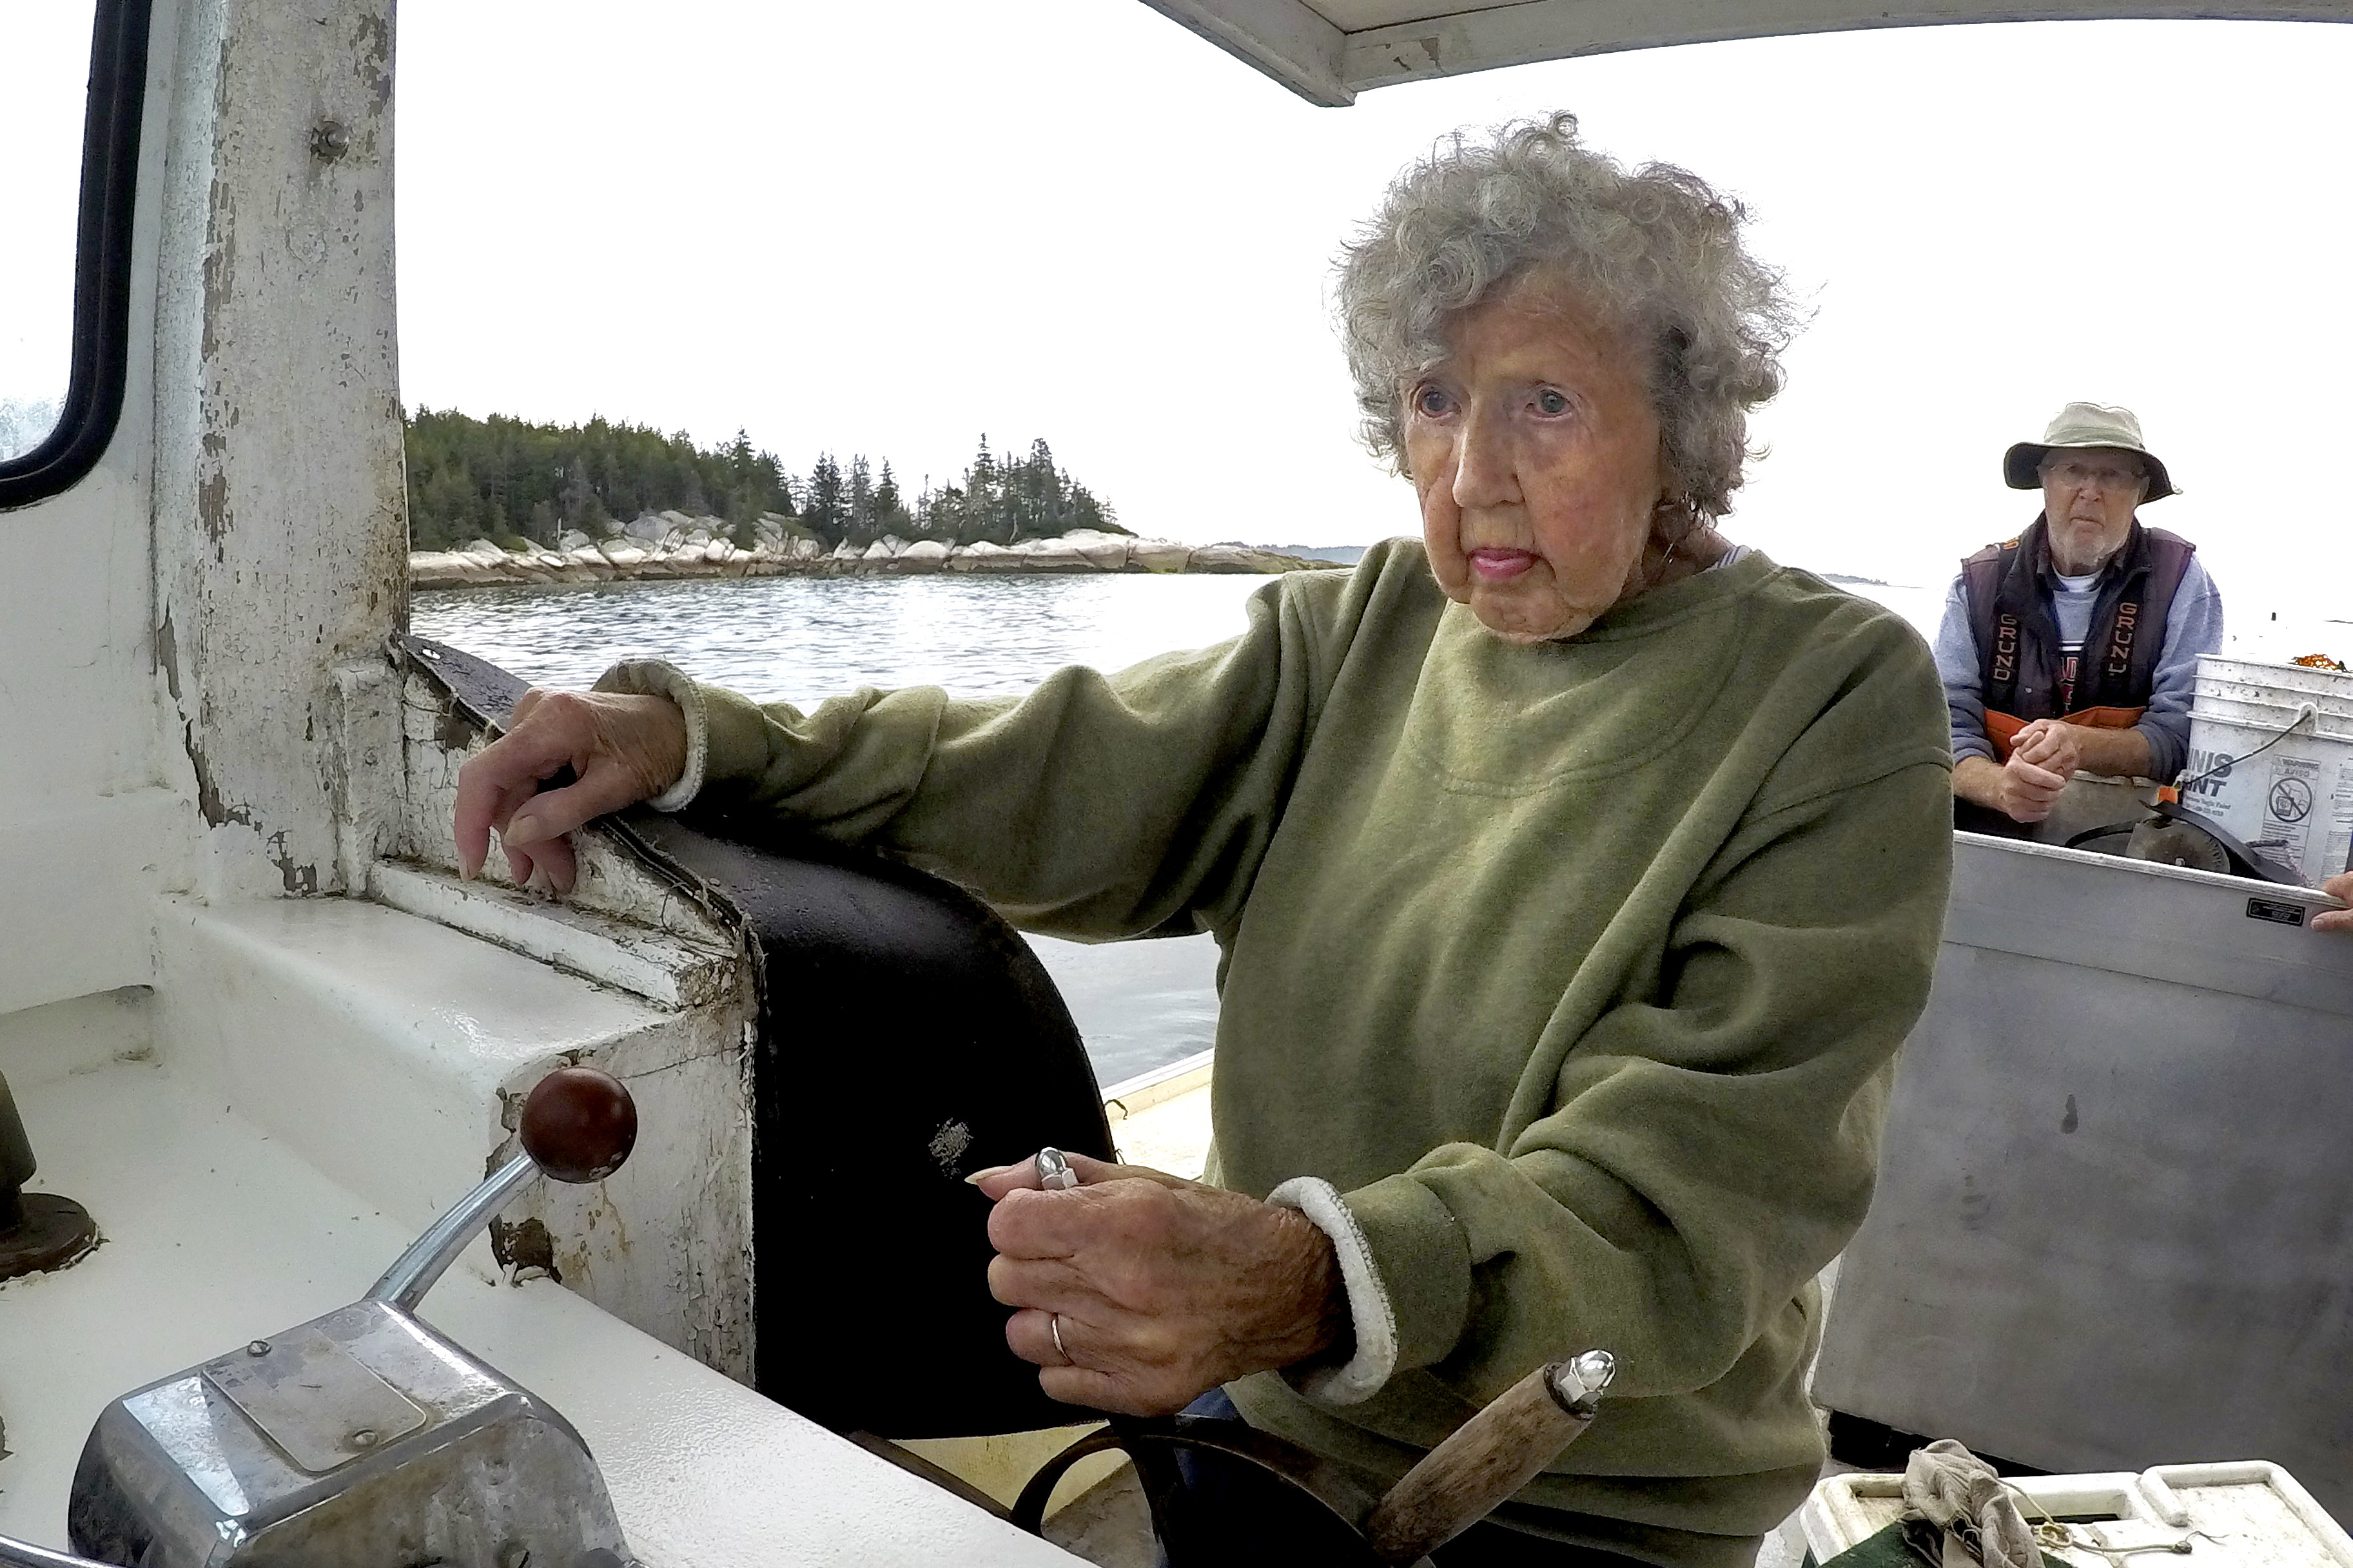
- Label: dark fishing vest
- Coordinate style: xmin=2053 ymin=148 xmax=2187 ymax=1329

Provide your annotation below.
xmin=1959 ymin=516 xmax=2196 ymax=761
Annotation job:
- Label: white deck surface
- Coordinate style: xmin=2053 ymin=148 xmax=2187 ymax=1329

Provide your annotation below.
xmin=0 ymin=1009 xmax=1079 ymax=1566
xmin=1103 ymin=1052 xmax=1216 ymax=1181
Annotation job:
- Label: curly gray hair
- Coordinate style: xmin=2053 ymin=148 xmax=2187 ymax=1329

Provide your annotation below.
xmin=1336 ymin=113 xmax=1797 ymax=521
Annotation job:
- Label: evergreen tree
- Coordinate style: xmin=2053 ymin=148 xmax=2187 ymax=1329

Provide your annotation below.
xmin=805 ymin=452 xmax=846 ymax=543
xmin=959 ymin=435 xmax=1008 ymax=545
xmin=905 ymin=432 xmax=1125 ymax=546
xmin=846 ymin=454 xmax=877 ymax=546
xmin=1070 ymin=482 xmax=1113 ymax=533
xmin=917 ymin=480 xmax=967 ymax=545
xmin=1013 ymin=438 xmax=1058 ymax=539
xmin=401 ymin=409 xmax=1116 ymax=555
xmin=874 ymin=460 xmax=913 ymax=539
xmin=402 ymin=407 xmax=796 ymax=552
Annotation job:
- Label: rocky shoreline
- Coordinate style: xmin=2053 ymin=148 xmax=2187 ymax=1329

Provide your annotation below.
xmin=411 ymin=511 xmax=1340 ymax=590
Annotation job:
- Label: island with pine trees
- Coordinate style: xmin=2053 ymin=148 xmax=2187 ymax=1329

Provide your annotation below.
xmin=405 ymin=409 xmax=1338 ymax=588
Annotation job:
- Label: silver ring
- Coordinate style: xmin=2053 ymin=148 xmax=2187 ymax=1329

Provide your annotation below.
xmin=1050 ymin=1313 xmax=1069 ymax=1364
xmin=1035 ymin=1147 xmax=1079 ymax=1191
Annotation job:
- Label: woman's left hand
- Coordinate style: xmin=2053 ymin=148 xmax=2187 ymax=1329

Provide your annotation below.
xmin=974 ymin=1152 xmax=1347 ymax=1415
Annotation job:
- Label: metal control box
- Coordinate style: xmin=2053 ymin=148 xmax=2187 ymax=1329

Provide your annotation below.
xmin=67 ymin=1300 xmax=629 ymax=1568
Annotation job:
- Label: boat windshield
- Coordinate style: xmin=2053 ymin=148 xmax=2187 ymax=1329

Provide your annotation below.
xmin=0 ymin=0 xmax=94 ymax=465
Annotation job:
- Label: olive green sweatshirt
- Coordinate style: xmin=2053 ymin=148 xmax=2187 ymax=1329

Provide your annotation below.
xmin=620 ymin=541 xmax=1952 ymax=1562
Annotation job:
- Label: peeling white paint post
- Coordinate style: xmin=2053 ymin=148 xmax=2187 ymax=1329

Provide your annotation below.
xmin=152 ymin=0 xmax=407 ymax=901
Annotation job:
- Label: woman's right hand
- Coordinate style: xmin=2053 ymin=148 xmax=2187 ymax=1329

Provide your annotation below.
xmin=453 ymin=688 xmax=689 ymax=895
xmin=972 ymin=1151 xmax=1346 ymax=1417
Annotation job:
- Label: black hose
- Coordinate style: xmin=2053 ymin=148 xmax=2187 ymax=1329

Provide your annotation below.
xmin=2174 ymin=702 xmax=2314 ymax=794
xmin=2062 ymin=822 xmax=2140 ymax=851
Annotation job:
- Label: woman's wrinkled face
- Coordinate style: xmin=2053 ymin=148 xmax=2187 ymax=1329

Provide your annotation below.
xmin=1403 ymin=274 xmax=1670 ymax=643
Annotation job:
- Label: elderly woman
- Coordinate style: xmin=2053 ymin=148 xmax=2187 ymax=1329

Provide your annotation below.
xmin=456 ymin=115 xmax=1951 ymax=1567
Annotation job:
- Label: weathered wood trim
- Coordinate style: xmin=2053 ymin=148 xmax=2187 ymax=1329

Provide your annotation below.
xmin=370 ymin=860 xmax=740 ymax=1009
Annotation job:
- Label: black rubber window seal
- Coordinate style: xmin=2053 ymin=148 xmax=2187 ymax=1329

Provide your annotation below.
xmin=0 ymin=0 xmax=153 ymax=514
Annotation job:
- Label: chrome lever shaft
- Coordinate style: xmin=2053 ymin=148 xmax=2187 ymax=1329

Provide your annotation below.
xmin=0 ymin=1530 xmax=116 ymax=1568
xmin=364 ymin=1063 xmax=638 ymax=1312
xmin=365 ymin=1151 xmax=539 ymax=1312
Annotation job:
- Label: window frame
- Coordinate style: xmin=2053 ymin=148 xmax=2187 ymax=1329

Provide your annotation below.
xmin=0 ymin=0 xmax=153 ymax=513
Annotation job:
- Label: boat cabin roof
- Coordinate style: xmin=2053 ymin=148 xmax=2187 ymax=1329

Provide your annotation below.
xmin=1143 ymin=0 xmax=2353 ymax=103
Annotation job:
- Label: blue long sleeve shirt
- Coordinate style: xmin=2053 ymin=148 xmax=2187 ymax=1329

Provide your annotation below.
xmin=1931 ymin=555 xmax=2225 ymax=783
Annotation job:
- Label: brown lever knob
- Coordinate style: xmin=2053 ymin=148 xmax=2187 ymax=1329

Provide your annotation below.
xmin=519 ymin=1067 xmax=638 ymax=1184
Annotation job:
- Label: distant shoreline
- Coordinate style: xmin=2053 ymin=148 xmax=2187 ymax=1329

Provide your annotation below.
xmin=411 ymin=519 xmax=1346 ymax=590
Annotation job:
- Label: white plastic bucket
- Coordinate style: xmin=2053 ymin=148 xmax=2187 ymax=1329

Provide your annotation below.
xmin=2185 ymin=655 xmax=2353 ymax=887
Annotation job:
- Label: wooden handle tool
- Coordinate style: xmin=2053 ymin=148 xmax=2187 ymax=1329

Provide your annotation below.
xmin=1362 ymin=1350 xmax=1616 ymax=1565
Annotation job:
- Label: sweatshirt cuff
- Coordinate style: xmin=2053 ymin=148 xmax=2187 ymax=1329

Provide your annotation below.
xmin=698 ymin=680 xmax=789 ymax=790
xmin=1267 ymin=1177 xmax=1396 ymax=1405
xmin=592 ymin=659 xmax=707 ymax=812
xmin=1336 ymin=1171 xmax=1473 ymax=1375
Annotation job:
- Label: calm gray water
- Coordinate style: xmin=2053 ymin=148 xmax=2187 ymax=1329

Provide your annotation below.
xmin=405 ymin=570 xmax=1982 ymax=1087
xmin=411 ymin=572 xmax=1284 ymax=713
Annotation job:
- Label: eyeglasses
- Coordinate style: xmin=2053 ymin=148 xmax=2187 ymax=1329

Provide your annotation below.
xmin=2040 ymin=459 xmax=2146 ymax=494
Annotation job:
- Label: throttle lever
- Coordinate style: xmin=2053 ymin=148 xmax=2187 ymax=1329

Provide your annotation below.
xmin=2 ymin=1069 xmax=641 ymax=1568
xmin=367 ymin=1065 xmax=637 ymax=1311
xmin=41 ymin=1066 xmax=642 ymax=1568
xmin=0 ymin=1530 xmax=113 ymax=1568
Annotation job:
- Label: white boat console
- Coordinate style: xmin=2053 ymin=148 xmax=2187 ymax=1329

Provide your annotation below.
xmin=0 ymin=902 xmax=1083 ymax=1567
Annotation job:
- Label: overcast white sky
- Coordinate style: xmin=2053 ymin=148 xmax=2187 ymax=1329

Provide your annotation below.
xmin=5 ymin=3 xmax=2351 ymax=611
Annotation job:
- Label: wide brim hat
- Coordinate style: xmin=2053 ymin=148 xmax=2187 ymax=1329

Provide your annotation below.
xmin=2003 ymin=401 xmax=2176 ymax=501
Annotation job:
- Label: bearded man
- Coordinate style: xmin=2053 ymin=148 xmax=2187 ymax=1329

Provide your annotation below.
xmin=1936 ymin=403 xmax=2225 ymax=828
